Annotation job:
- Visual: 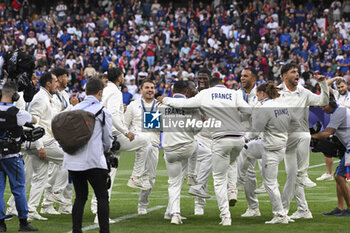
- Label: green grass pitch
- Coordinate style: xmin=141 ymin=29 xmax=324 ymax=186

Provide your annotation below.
xmin=2 ymin=150 xmax=347 ymax=233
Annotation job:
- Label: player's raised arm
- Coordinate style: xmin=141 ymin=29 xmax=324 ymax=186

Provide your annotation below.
xmin=307 ymin=74 xmax=330 ymax=106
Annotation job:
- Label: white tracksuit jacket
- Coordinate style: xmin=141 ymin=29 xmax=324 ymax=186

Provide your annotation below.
xmin=162 ymin=85 xmax=252 ymax=139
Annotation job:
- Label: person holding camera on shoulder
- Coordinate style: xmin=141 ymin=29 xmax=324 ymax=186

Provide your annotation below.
xmin=312 ymin=94 xmax=350 ymax=217
xmin=0 ymin=81 xmax=38 ymax=232
xmin=63 ymin=77 xmax=114 ymax=233
xmin=316 ymin=77 xmax=350 ymax=182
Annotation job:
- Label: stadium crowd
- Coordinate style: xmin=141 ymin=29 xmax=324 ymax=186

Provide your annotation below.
xmin=0 ymin=0 xmax=350 ymax=100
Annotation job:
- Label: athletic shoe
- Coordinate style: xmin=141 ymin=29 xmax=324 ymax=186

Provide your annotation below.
xmin=28 ymin=211 xmax=48 ymax=221
xmin=241 ymin=208 xmax=261 ymax=217
xmin=323 ymin=207 xmax=343 ymax=216
xmin=265 ymin=215 xmax=288 ymax=224
xmin=138 ymin=208 xmax=147 ymax=215
xmin=188 ymin=186 xmax=211 ymax=199
xmin=219 ymin=216 xmax=231 ymax=226
xmin=94 ymin=215 xmax=116 ymax=224
xmin=170 ymin=214 xmax=183 ymax=224
xmin=18 ymin=219 xmax=38 ymax=232
xmin=5 ymin=207 xmax=17 ymax=220
xmin=334 ymin=209 xmax=350 ymax=217
xmin=4 ymin=215 xmax=13 ymax=221
xmin=290 ymin=209 xmax=313 ymax=219
xmin=297 ymin=177 xmax=316 ymax=188
xmin=164 ymin=212 xmax=187 ymax=220
xmin=40 ymin=206 xmax=60 ymax=215
xmin=127 ymin=176 xmax=150 ymax=190
xmin=286 ymin=215 xmax=295 ymax=223
xmin=254 ymin=185 xmax=266 ymax=194
xmin=46 ymin=192 xmax=70 ymax=205
xmin=187 ymin=175 xmax=197 ymax=186
xmin=6 ymin=207 xmax=17 ymax=217
xmin=194 ymin=206 xmax=204 ymax=215
xmin=0 ymin=224 xmax=6 ymax=232
xmin=316 ymin=173 xmax=333 ymax=181
xmin=58 ymin=205 xmax=72 ymax=215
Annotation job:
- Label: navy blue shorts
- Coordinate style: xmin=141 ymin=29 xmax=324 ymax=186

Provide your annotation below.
xmin=336 ymin=155 xmax=348 ymax=177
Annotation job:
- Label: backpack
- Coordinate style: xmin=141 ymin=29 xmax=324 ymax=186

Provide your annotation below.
xmin=51 ymin=106 xmax=105 ymax=155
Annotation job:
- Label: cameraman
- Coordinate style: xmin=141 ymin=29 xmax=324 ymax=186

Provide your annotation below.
xmin=0 ymin=81 xmax=38 ymax=231
xmin=311 ymin=94 xmax=350 ymax=217
xmin=63 ymin=77 xmax=113 ymax=233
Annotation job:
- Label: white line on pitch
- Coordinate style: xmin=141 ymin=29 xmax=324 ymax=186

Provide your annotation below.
xmin=64 ymin=205 xmax=165 ymax=233
xmin=309 ymin=160 xmax=340 ymax=169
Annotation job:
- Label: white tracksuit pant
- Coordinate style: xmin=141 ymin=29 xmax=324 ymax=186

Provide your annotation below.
xmin=164 ymin=154 xmax=188 ymax=217
xmin=119 ymin=133 xmax=152 ymax=177
xmin=193 ymin=138 xmax=212 ymax=210
xmin=26 ymin=142 xmax=66 ymax=212
xmin=239 ymin=140 xmax=264 ymax=210
xmin=297 ymin=133 xmax=311 ymax=179
xmin=212 ymin=136 xmax=245 ymax=218
xmin=91 ymin=133 xmax=152 ymax=213
xmin=165 ymin=141 xmax=198 ymax=215
xmin=7 ymin=150 xmax=33 ymax=213
xmin=282 ymin=132 xmax=309 ymax=214
xmin=262 ymin=148 xmax=285 ymax=216
xmin=41 ymin=163 xmax=72 ymax=208
xmin=227 ymin=161 xmax=237 ymax=194
xmin=138 ymin=145 xmax=159 ymax=210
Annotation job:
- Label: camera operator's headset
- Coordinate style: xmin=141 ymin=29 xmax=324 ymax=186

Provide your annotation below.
xmin=0 ymin=90 xmax=20 ymax=102
xmin=329 ymin=93 xmax=338 ymax=113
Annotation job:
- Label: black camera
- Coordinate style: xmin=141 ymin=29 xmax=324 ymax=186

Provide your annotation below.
xmin=104 ymin=136 xmax=120 ymax=172
xmin=111 ymin=136 xmax=120 ymax=152
xmin=310 ymin=136 xmax=346 ymax=158
xmin=22 ymin=123 xmax=45 ymax=142
xmin=309 ymin=121 xmax=345 ymax=158
xmin=1 ymin=50 xmax=36 ymax=102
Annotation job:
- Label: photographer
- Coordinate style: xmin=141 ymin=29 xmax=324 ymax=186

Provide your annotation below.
xmin=0 ymin=81 xmax=38 ymax=231
xmin=63 ymin=77 xmax=113 ymax=233
xmin=311 ymin=94 xmax=350 ymax=217
xmin=315 ymin=77 xmax=350 ymax=181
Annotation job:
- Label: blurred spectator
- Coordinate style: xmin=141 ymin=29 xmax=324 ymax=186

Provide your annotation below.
xmin=122 ymin=86 xmax=133 ymax=105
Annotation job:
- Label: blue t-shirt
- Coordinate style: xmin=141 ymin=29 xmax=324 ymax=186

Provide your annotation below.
xmin=122 ymin=92 xmax=133 ymax=105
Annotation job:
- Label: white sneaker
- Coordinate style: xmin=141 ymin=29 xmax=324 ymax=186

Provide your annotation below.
xmin=164 ymin=212 xmax=187 ymax=220
xmin=228 ymin=190 xmax=237 ymax=207
xmin=316 ymin=173 xmax=333 ymax=181
xmin=219 ymin=216 xmax=231 ymax=226
xmin=188 ymin=186 xmax=211 ymax=199
xmin=94 ymin=215 xmax=116 ymax=224
xmin=138 ymin=208 xmax=147 ymax=215
xmin=5 ymin=207 xmax=17 ymax=219
xmin=5 ymin=207 xmax=17 ymax=221
xmin=241 ymin=208 xmax=261 ymax=217
xmin=286 ymin=215 xmax=295 ymax=223
xmin=194 ymin=206 xmax=204 ymax=215
xmin=254 ymin=185 xmax=266 ymax=194
xmin=187 ymin=175 xmax=197 ymax=186
xmin=46 ymin=192 xmax=70 ymax=205
xmin=265 ymin=215 xmax=288 ymax=224
xmin=297 ymin=177 xmax=316 ymax=188
xmin=127 ymin=176 xmax=150 ymax=190
xmin=171 ymin=214 xmax=183 ymax=224
xmin=290 ymin=209 xmax=313 ymax=219
xmin=28 ymin=211 xmax=48 ymax=221
xmin=58 ymin=205 xmax=72 ymax=214
xmin=40 ymin=206 xmax=60 ymax=215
